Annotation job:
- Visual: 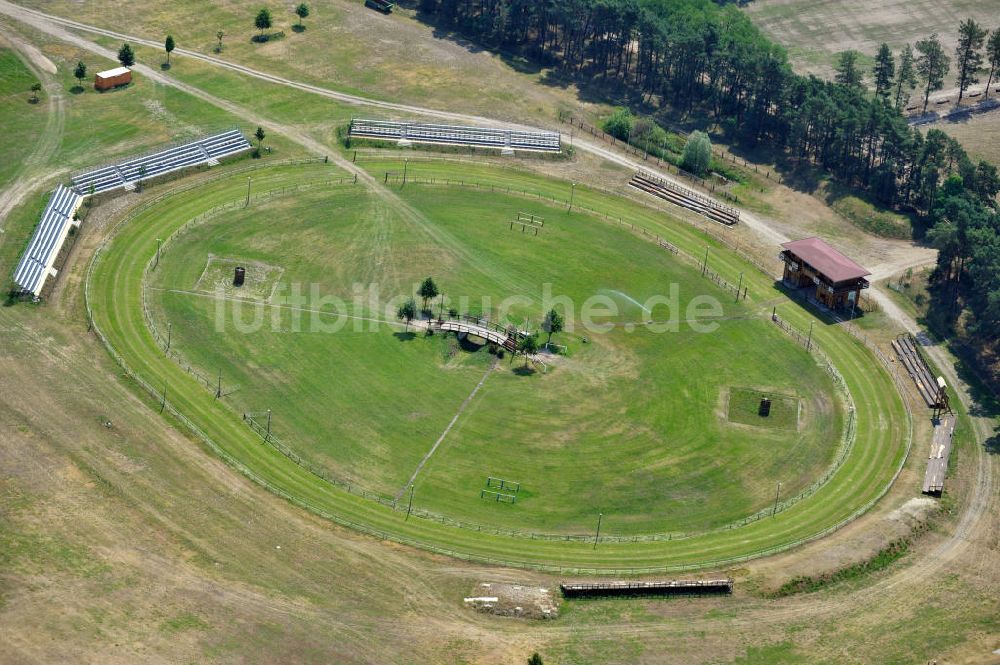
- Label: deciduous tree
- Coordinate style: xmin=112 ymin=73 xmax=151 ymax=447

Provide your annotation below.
xmin=541 ymin=309 xmax=564 ymax=347
xmin=295 ymin=3 xmax=310 ymax=28
xmin=397 ymin=298 xmax=417 ymax=331
xmin=682 ymin=130 xmax=712 ymax=176
xmin=417 ymin=277 xmax=439 ymax=310
xmin=517 ymin=333 xmax=539 ymax=367
xmin=601 ymin=107 xmax=633 ymax=142
xmin=255 ymin=8 xmax=272 ymax=38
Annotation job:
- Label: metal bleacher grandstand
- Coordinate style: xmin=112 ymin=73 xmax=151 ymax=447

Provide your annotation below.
xmin=71 ymin=128 xmax=252 ymax=195
xmin=349 ymin=118 xmax=561 ymax=153
xmin=10 ymin=128 xmax=252 ymax=298
xmin=12 ymin=184 xmax=83 ymax=296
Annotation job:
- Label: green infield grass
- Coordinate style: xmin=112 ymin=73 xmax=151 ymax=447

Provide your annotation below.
xmin=147 ymin=182 xmax=842 ymax=535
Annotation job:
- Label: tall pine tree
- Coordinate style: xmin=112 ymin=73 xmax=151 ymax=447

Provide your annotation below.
xmin=954 ymin=18 xmax=987 ymax=104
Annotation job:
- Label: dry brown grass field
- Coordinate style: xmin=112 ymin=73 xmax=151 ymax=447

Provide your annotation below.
xmin=746 ymin=0 xmax=1000 ymax=163
xmin=746 ymin=0 xmax=1000 ymax=85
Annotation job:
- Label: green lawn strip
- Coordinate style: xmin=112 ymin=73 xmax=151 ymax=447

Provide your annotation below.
xmin=356 ymin=157 xmax=756 ymax=288
xmin=0 ymin=49 xmax=48 ymax=190
xmin=90 ymin=163 xmax=909 ymax=571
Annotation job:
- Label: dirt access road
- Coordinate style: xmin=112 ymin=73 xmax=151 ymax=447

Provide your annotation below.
xmin=0 ymin=0 xmax=797 ymax=248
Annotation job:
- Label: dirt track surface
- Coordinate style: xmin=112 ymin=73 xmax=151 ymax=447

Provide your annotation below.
xmin=0 ymin=3 xmax=997 ymax=662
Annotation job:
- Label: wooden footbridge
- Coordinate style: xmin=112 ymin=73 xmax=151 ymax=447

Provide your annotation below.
xmin=434 ymin=317 xmax=518 ymax=353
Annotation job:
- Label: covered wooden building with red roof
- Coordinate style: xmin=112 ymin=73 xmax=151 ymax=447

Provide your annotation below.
xmin=779 ymin=237 xmax=871 ymax=310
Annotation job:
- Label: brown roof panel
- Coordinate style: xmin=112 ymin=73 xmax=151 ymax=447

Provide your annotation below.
xmin=781 ymin=237 xmax=871 ymax=283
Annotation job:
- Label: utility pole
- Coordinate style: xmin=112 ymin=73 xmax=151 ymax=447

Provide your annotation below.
xmin=702 ymin=246 xmax=710 ymax=276
xmin=245 ymin=177 xmax=252 ymax=207
xmin=155 ymin=238 xmax=161 ymax=268
xmin=403 ymin=158 xmax=409 ymax=185
xmin=772 ymin=482 xmax=782 ymax=516
xmin=215 ymin=369 xmax=222 ymax=399
xmin=593 ymin=512 xmax=603 ymax=549
xmin=735 ymin=272 xmax=743 ymax=302
xmin=159 ymin=383 xmax=167 ymax=413
xmin=569 ymin=182 xmax=576 ymax=210
xmin=265 ymin=408 xmax=272 ymax=442
xmin=405 ymin=484 xmax=414 ymax=520
xmin=166 ymin=322 xmax=172 ymax=352
xmin=806 ymin=320 xmax=814 ymax=352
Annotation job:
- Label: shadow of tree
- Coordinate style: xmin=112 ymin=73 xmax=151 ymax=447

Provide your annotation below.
xmin=985 ymin=430 xmax=1000 ymax=455
xmin=393 ymin=331 xmax=416 ymax=342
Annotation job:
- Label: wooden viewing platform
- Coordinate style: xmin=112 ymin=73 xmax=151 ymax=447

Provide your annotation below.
xmin=560 ymin=578 xmax=733 ymax=598
xmin=923 ymin=415 xmax=956 ymax=495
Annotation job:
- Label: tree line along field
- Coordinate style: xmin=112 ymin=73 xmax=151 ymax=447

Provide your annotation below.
xmin=89 ymin=159 xmax=908 ymax=570
xmin=148 ymin=183 xmax=843 ymax=535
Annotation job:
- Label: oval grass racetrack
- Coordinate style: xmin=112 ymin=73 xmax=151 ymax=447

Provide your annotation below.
xmin=146 ymin=184 xmax=843 ymax=536
xmin=88 ymin=161 xmax=910 ymax=572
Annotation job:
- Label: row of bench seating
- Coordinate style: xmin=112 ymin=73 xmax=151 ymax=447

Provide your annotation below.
xmin=349 ymin=118 xmax=561 ymax=152
xmin=71 ymin=128 xmax=252 ymax=195
xmin=628 ymin=171 xmax=739 ymax=226
xmin=12 ymin=185 xmax=82 ymax=296
xmin=12 ymin=130 xmax=253 ymax=298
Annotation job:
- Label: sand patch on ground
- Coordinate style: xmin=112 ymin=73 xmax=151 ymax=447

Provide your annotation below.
xmin=465 ymin=582 xmax=559 ymax=620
